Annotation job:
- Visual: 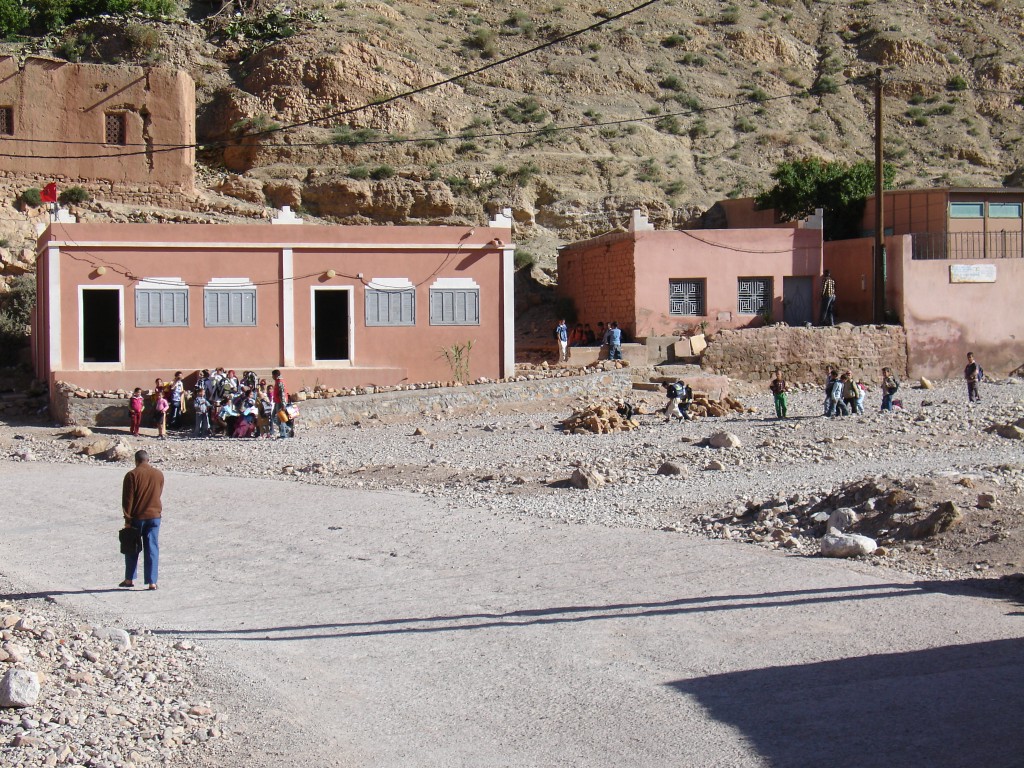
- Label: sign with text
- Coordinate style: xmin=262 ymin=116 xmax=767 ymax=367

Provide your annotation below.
xmin=949 ymin=264 xmax=996 ymax=283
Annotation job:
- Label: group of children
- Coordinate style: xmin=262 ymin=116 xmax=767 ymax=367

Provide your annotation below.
xmin=766 ymin=366 xmax=900 ymax=419
xmin=128 ymin=368 xmax=298 ymax=440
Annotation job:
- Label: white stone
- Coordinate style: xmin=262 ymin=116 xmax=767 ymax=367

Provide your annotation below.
xmin=92 ymin=627 xmax=132 ymax=651
xmin=708 ymin=432 xmax=742 ymax=449
xmin=570 ymin=468 xmax=604 ymax=490
xmin=820 ymin=532 xmax=877 ymax=558
xmin=0 ymin=669 xmax=40 ymax=708
xmin=827 ymin=507 xmax=859 ymax=533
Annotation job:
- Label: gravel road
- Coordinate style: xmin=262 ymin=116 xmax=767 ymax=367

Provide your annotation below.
xmin=2 ymin=444 xmax=1023 ymax=766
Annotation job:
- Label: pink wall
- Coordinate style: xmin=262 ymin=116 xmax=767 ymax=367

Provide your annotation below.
xmin=37 ymin=220 xmax=510 ymax=395
xmin=895 ymin=246 xmax=1024 ymax=378
xmin=560 ymin=228 xmax=823 ymax=338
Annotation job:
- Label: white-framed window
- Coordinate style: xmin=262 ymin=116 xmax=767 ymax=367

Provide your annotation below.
xmin=989 ymin=202 xmax=1022 ymax=219
xmin=204 ymin=278 xmax=256 ymax=327
xmin=949 ymin=202 xmax=984 ymax=218
xmin=365 ymin=278 xmax=415 ymax=326
xmin=429 ymin=277 xmax=480 ymax=326
xmin=669 ymin=278 xmax=706 ymax=316
xmin=135 ymin=278 xmax=188 ymax=327
xmin=738 ymin=277 xmax=772 ymax=315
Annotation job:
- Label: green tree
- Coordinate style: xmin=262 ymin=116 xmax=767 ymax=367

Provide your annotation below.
xmin=0 ymin=0 xmax=29 ymax=37
xmin=0 ymin=274 xmax=35 ymax=367
xmin=755 ymin=157 xmax=896 ymax=240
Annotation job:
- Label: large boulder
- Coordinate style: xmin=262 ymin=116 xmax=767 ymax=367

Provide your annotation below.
xmin=826 ymin=508 xmax=859 ymax=533
xmin=72 ymin=436 xmax=113 ymax=456
xmin=708 ymin=431 xmax=742 ymax=449
xmin=820 ymin=533 xmax=877 ymax=558
xmin=570 ymin=468 xmax=604 ymax=490
xmin=92 ymin=627 xmax=132 ymax=651
xmin=104 ymin=438 xmax=134 ymax=462
xmin=0 ymin=669 xmax=40 ymax=708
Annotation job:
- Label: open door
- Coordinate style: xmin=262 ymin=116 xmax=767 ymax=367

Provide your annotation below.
xmin=81 ymin=288 xmax=121 ymax=363
xmin=312 ymin=288 xmax=350 ymax=361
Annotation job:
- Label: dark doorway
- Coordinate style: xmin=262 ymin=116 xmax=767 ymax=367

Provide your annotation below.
xmin=783 ymin=277 xmax=813 ymax=326
xmin=81 ymin=289 xmax=120 ymax=363
xmin=313 ymin=289 xmax=349 ymax=361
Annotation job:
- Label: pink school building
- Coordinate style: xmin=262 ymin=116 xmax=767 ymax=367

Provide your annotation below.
xmin=33 ymin=213 xmax=514 ymax=398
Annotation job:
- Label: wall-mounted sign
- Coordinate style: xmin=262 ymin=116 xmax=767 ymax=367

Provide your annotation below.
xmin=950 ymin=264 xmax=996 ymax=283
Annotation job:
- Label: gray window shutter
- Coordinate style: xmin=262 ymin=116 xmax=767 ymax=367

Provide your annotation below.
xmin=429 ymin=289 xmax=479 ymax=325
xmin=204 ymin=289 xmax=256 ymax=327
xmin=366 ymin=289 xmax=415 ymax=326
xmin=136 ymin=289 xmax=188 ymax=327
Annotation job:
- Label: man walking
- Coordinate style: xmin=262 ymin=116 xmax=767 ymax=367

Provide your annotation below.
xmin=820 ymin=270 xmax=837 ymax=326
xmin=120 ymin=450 xmax=163 ymax=590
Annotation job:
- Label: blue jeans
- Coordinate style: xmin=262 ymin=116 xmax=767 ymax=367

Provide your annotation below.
xmin=125 ymin=518 xmax=160 ymax=585
xmin=274 ymin=407 xmax=293 ymax=437
xmin=881 ymin=393 xmax=893 ymax=411
xmin=608 ymin=344 xmax=622 ymax=360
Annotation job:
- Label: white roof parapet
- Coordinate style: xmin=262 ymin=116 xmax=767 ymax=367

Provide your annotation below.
xmin=54 ymin=207 xmax=77 ymax=224
xmin=804 ymin=207 xmax=824 ymax=230
xmin=489 ymin=207 xmax=513 ymax=229
xmin=271 ymin=206 xmax=304 ymax=225
xmin=629 ymin=209 xmax=654 ymax=232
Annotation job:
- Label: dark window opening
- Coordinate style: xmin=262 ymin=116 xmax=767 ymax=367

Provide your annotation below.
xmin=314 ymin=290 xmax=349 ymax=361
xmin=0 ymin=107 xmax=13 ymax=136
xmin=105 ymin=112 xmax=127 ymax=145
xmin=82 ymin=289 xmax=120 ymax=363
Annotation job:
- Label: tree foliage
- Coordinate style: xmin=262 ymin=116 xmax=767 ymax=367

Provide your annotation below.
xmin=0 ymin=275 xmax=35 ymax=367
xmin=0 ymin=0 xmax=178 ymax=37
xmin=755 ymin=157 xmax=896 ymax=240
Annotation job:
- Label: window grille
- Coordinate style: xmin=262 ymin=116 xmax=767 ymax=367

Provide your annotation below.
xmin=105 ymin=112 xmax=127 ymax=145
xmin=0 ymin=107 xmax=13 ymax=136
xmin=365 ymin=288 xmax=415 ymax=326
xmin=668 ymin=279 xmax=705 ymax=316
xmin=738 ymin=277 xmax=771 ymax=315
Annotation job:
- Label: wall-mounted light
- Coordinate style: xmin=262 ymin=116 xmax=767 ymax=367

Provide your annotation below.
xmin=325 ymin=269 xmax=336 ymax=279
xmin=95 ymin=266 xmax=107 ymax=276
xmin=492 ymin=238 xmax=504 ymax=248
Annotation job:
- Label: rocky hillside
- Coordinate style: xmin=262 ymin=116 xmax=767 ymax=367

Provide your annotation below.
xmin=2 ymin=0 xmax=1024 ymax=266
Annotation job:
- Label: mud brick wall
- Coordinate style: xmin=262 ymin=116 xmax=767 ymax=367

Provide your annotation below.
xmin=702 ymin=324 xmax=908 ymax=383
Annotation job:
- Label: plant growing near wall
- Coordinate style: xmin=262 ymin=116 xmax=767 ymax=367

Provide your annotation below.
xmin=17 ymin=188 xmax=41 ymax=208
xmin=58 ymin=185 xmax=90 ymax=204
xmin=441 ymin=339 xmax=474 ymax=384
xmin=0 ymin=274 xmax=35 ymax=367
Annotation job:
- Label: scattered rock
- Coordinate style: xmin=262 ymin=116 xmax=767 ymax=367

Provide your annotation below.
xmin=656 ymin=461 xmax=684 ymax=476
xmin=919 ymin=377 xmax=933 ymax=389
xmin=66 ymin=426 xmax=92 ymax=438
xmin=708 ymin=432 xmax=742 ymax=449
xmin=906 ymin=501 xmax=963 ymax=539
xmin=977 ymin=493 xmax=997 ymax=509
xmin=412 ymin=427 xmax=427 ymax=436
xmin=104 ymin=438 xmax=134 ymax=462
xmin=92 ymin=627 xmax=132 ymax=651
xmin=820 ymin=532 xmax=878 ymax=558
xmin=570 ymin=468 xmax=604 ymax=489
xmin=0 ymin=669 xmax=40 ymax=708
xmin=827 ymin=508 xmax=859 ymax=533
xmin=705 ymin=460 xmax=725 ymax=471
xmin=561 ymin=405 xmax=638 ymax=434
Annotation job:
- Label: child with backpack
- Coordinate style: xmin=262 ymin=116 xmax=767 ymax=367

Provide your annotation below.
xmin=769 ymin=370 xmax=788 ymax=419
xmin=881 ymin=367 xmax=899 ymax=412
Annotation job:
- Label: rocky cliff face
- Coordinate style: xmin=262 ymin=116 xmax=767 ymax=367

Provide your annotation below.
xmin=0 ymin=0 xmax=1022 ymax=268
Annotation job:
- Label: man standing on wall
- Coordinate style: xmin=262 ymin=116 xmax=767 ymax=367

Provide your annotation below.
xmin=820 ymin=270 xmax=837 ymax=326
xmin=120 ymin=450 xmax=163 ymax=590
xmin=555 ymin=319 xmax=569 ymax=363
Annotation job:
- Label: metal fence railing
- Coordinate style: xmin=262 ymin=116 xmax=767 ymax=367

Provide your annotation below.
xmin=911 ymin=231 xmax=1023 ymax=260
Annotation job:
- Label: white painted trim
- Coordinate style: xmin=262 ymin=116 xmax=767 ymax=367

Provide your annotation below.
xmin=207 ymin=277 xmax=254 ymax=287
xmin=137 ymin=277 xmax=186 ymax=289
xmin=431 ymin=277 xmax=480 ymax=289
xmin=77 ymin=285 xmax=125 ymax=371
xmin=281 ymin=249 xmax=295 ymax=367
xmin=47 ymin=246 xmax=61 ymax=372
xmin=310 ymin=286 xmax=354 ymax=367
xmin=367 ymin=277 xmax=414 ymax=290
xmin=44 ymin=240 xmax=503 ymax=252
xmin=501 ymin=247 xmax=515 ymax=378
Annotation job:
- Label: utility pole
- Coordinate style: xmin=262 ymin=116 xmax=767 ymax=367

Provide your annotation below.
xmin=873 ymin=68 xmax=887 ymax=324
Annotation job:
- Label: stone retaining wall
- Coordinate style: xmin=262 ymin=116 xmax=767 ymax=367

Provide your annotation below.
xmin=702 ymin=324 xmax=908 ymax=383
xmin=51 ymin=371 xmax=633 ymax=428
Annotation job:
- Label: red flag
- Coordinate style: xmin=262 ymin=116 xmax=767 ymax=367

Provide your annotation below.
xmin=40 ymin=183 xmax=58 ymax=203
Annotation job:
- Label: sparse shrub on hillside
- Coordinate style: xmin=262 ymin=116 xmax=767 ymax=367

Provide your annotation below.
xmin=232 ymin=114 xmax=280 ymax=136
xmin=734 ymin=115 xmax=756 ymax=133
xmin=661 ymin=32 xmax=688 ymax=48
xmin=636 ymin=159 xmax=661 ymax=182
xmin=745 ymin=85 xmax=769 ymax=102
xmin=464 ymin=27 xmax=497 ymax=57
xmin=656 ymin=115 xmax=684 ymax=135
xmin=125 ymin=22 xmax=163 ymax=59
xmin=688 ymin=119 xmax=709 ymax=139
xmin=30 ymin=0 xmax=179 ymax=34
xmin=348 ymin=166 xmax=370 ymax=180
xmin=658 ymin=75 xmax=684 ymax=91
xmin=59 ymin=186 xmax=90 ymax=204
xmin=18 ymin=187 xmax=41 ymax=207
xmin=501 ymin=97 xmax=546 ymax=124
xmin=513 ymin=161 xmax=540 ymax=186
xmin=514 ymin=249 xmax=536 ymax=270
xmin=370 ymin=165 xmax=395 ymax=181
xmin=332 ymin=125 xmax=380 ymax=145
xmin=719 ymin=5 xmax=740 ymax=23
xmin=810 ymin=76 xmax=839 ymax=95
xmin=946 ymin=74 xmax=968 ymax=91
xmin=677 ymin=52 xmax=706 ymax=66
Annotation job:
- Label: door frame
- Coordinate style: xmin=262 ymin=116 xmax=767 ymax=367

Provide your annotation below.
xmin=309 ymin=286 xmax=354 ymax=366
xmin=782 ymin=276 xmax=813 ymax=326
xmin=78 ymin=285 xmax=125 ymax=370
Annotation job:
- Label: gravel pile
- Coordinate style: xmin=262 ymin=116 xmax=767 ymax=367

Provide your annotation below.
xmin=6 ymin=378 xmax=1024 ymax=583
xmin=0 ymin=586 xmax=234 ymax=768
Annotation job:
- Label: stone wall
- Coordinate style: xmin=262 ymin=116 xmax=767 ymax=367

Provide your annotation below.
xmin=51 ymin=371 xmax=632 ymax=427
xmin=702 ymin=324 xmax=908 ymax=383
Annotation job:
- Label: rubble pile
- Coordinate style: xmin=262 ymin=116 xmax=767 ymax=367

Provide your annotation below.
xmin=561 ymin=405 xmax=639 ymax=434
xmin=688 ymin=393 xmax=750 ymax=418
xmin=0 ymin=598 xmax=229 ymax=767
xmin=695 ymin=478 xmax=974 ymax=559
xmin=986 ymin=417 xmax=1024 ymax=440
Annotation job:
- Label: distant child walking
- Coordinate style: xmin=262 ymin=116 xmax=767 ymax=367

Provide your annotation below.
xmin=769 ymin=370 xmax=788 ymax=419
xmin=964 ymin=352 xmax=983 ymax=404
xmin=129 ymin=388 xmax=144 ymax=436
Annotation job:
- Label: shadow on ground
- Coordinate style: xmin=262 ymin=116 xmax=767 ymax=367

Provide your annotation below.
xmin=667 ymin=637 xmax=1024 ymax=768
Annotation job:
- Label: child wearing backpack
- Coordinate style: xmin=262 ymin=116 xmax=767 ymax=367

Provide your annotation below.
xmin=881 ymin=367 xmax=899 ymax=412
xmin=663 ymin=381 xmax=683 ymax=421
xmin=769 ymin=370 xmax=788 ymax=419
